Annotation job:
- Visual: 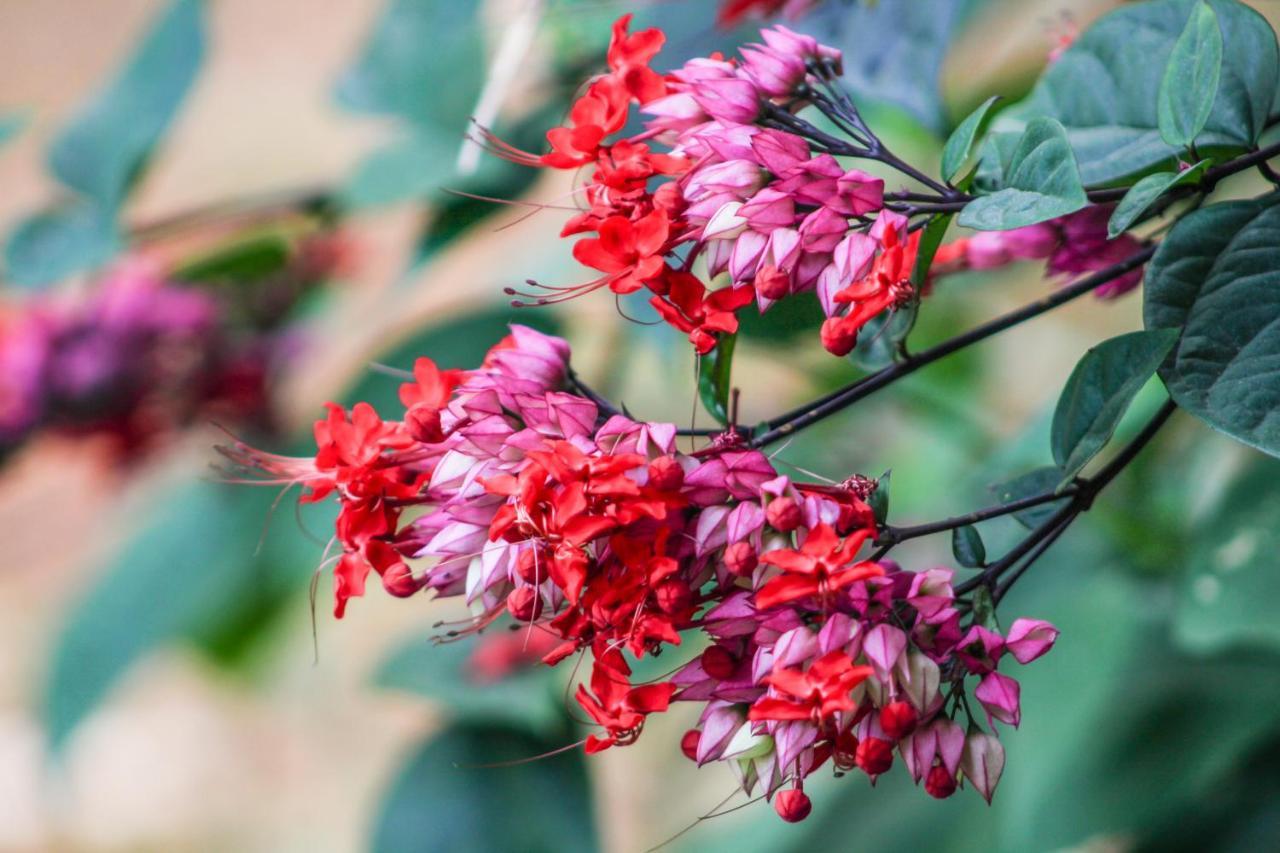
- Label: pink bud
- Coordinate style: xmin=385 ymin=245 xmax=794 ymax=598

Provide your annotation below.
xmin=925 ymin=764 xmax=958 ymax=798
xmin=975 ymin=671 xmax=1021 ymax=728
xmin=741 ymin=44 xmax=807 ymax=96
xmin=647 ymin=454 xmax=685 ymax=491
xmin=879 ymin=700 xmax=918 ymax=740
xmin=506 ymin=586 xmax=543 ymax=622
xmin=724 ymin=541 xmax=759 ymax=577
xmin=701 ymin=644 xmax=738 ymax=680
xmin=774 ymin=788 xmax=812 ymax=822
xmin=692 ymin=77 xmax=762 ymax=124
xmin=855 ymin=736 xmax=894 ymax=777
xmin=1004 ymin=618 xmax=1059 ymax=664
xmin=863 ymin=623 xmax=907 ymax=678
xmin=961 ymin=731 xmax=1005 ymax=804
xmin=766 ymin=496 xmax=802 ymax=531
xmin=681 ymin=729 xmax=701 ymax=761
xmin=931 ymin=717 xmax=966 ymax=776
xmin=654 ymin=578 xmax=693 ymax=614
xmin=820 ymin=316 xmax=859 ymax=356
xmin=754 ymin=264 xmax=791 ymax=300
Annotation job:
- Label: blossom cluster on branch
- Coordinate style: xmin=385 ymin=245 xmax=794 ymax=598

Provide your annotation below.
xmin=228 ymin=325 xmax=1058 ymax=819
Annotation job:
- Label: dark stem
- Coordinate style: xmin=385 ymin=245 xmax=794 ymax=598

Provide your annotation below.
xmin=130 ymin=184 xmax=334 ymax=243
xmin=877 ymin=485 xmax=1077 ymax=545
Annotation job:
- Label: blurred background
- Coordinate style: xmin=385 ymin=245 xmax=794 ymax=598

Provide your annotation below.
xmin=2 ymin=0 xmax=1279 ymax=850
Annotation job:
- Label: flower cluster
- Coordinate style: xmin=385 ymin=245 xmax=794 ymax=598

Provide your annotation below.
xmin=932 ymin=204 xmax=1145 ymax=299
xmin=230 ymin=325 xmax=1059 ymax=820
xmin=718 ymin=0 xmax=820 ymax=28
xmin=490 ymin=17 xmax=920 ymax=358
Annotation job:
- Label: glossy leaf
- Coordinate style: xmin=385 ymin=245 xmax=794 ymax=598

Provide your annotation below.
xmin=1157 ymin=1 xmax=1224 ymax=148
xmin=989 ymin=467 xmax=1068 ymax=529
xmin=1050 ymin=330 xmax=1179 ymax=482
xmin=1144 ymin=192 xmax=1280 ymax=457
xmin=3 ymin=203 xmax=120 ymax=288
xmin=957 ymin=118 xmax=1087 ymax=230
xmin=1174 ymin=456 xmax=1280 ymax=652
xmin=1107 ymin=160 xmax=1209 ymax=237
xmin=868 ymin=470 xmax=891 ymax=526
xmin=373 ymin=725 xmax=598 ymax=853
xmin=951 ymin=524 xmax=987 ymax=568
xmin=698 ymin=332 xmax=736 ymax=425
xmin=941 ymin=96 xmax=1001 ymax=182
xmin=48 ymin=0 xmax=205 ymax=208
xmin=983 ymin=0 xmax=1278 ymax=184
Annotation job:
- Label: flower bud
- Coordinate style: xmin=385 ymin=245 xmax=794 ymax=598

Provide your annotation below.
xmin=766 ymin=496 xmax=802 ymax=532
xmin=515 ymin=547 xmax=546 ymax=584
xmin=381 ymin=560 xmax=421 ymax=598
xmin=680 ymin=729 xmax=701 ymax=761
xmin=855 ymin=735 xmax=894 ymax=777
xmin=754 ymin=265 xmax=791 ymax=301
xmin=975 ymin=671 xmax=1021 ymax=728
xmin=724 ymin=541 xmax=758 ymax=577
xmin=924 ymin=764 xmax=958 ymax=799
xmin=1004 ymin=618 xmax=1059 ymax=664
xmin=701 ymin=644 xmax=738 ymax=680
xmin=834 ymin=729 xmax=859 ymax=770
xmin=654 ymin=578 xmax=693 ymax=614
xmin=648 ymin=454 xmax=685 ymax=491
xmin=820 ymin=316 xmax=859 ymax=356
xmin=960 ymin=731 xmax=1006 ymax=804
xmin=506 ymin=586 xmax=543 ymax=622
xmin=692 ymin=77 xmax=762 ymax=124
xmin=774 ymin=788 xmax=812 ymax=822
xmin=878 ymin=700 xmax=918 ymax=740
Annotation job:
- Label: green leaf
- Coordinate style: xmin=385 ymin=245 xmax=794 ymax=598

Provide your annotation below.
xmin=868 ymin=470 xmax=891 ymax=526
xmin=373 ymin=725 xmax=598 ymax=853
xmin=1050 ymin=330 xmax=1179 ymax=482
xmin=341 ymin=133 xmax=461 ymax=209
xmin=989 ymin=466 xmax=1069 ymax=529
xmin=1143 ymin=192 xmax=1280 ymax=457
xmin=951 ymin=525 xmax=987 ymax=568
xmin=335 ymin=0 xmax=484 ymax=135
xmin=941 ymin=96 xmax=1001 ymax=182
xmin=970 ymin=584 xmax=998 ymax=629
xmin=375 ymin=631 xmax=563 ymax=734
xmin=957 ymin=117 xmax=1087 ymax=230
xmin=698 ymin=332 xmax=736 ymax=425
xmin=1107 ymin=161 xmax=1210 ymax=237
xmin=4 ymin=203 xmax=120 ymax=288
xmin=44 ymin=480 xmax=295 ymax=749
xmin=1175 ymin=456 xmax=1280 ymax=652
xmin=850 ymin=303 xmax=917 ymax=371
xmin=983 ymin=0 xmax=1278 ymax=184
xmin=172 ymin=232 xmax=292 ymax=284
xmin=48 ymin=0 xmax=205 ymax=208
xmin=1157 ymin=1 xmax=1224 ymax=149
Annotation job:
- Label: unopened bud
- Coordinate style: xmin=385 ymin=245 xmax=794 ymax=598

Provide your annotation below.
xmin=878 ymin=700 xmax=918 ymax=740
xmin=754 ymin=265 xmax=791 ymax=300
xmin=680 ymin=729 xmax=701 ymax=762
xmin=701 ymin=644 xmax=738 ymax=680
xmin=766 ymin=496 xmax=802 ymax=532
xmin=774 ymin=788 xmax=812 ymax=823
xmin=724 ymin=541 xmax=758 ymax=577
xmin=654 ymin=579 xmax=693 ymax=614
xmin=506 ymin=586 xmax=543 ymax=622
xmin=648 ymin=455 xmax=685 ymax=491
xmin=924 ymin=764 xmax=957 ymax=799
xmin=855 ymin=736 xmax=894 ymax=777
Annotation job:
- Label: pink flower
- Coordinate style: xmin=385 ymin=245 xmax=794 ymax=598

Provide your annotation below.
xmin=1005 ymin=618 xmax=1060 ymax=664
xmin=975 ymin=671 xmax=1022 ymax=728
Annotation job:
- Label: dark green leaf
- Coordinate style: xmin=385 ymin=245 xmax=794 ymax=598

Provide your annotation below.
xmin=1050 ymin=330 xmax=1179 ymax=482
xmin=44 ymin=480 xmax=291 ymax=749
xmin=868 ymin=470 xmax=891 ymax=526
xmin=4 ymin=203 xmax=120 ymax=288
xmin=957 ymin=117 xmax=1087 ymax=230
xmin=912 ymin=212 xmax=953 ymax=287
xmin=172 ymin=232 xmax=292 ymax=284
xmin=941 ymin=96 xmax=1001 ymax=182
xmin=850 ymin=303 xmax=917 ymax=371
xmin=989 ymin=466 xmax=1068 ymax=529
xmin=335 ymin=0 xmax=484 ymax=134
xmin=48 ymin=0 xmax=205 ymax=208
xmin=983 ymin=0 xmax=1278 ymax=184
xmin=1157 ymin=1 xmax=1224 ymax=148
xmin=373 ymin=725 xmax=598 ymax=853
xmin=951 ymin=524 xmax=987 ymax=568
xmin=1175 ymin=455 xmax=1280 ymax=652
xmin=375 ymin=631 xmax=563 ymax=733
xmin=1107 ymin=161 xmax=1210 ymax=237
xmin=341 ymin=133 xmax=461 ymax=209
xmin=1143 ymin=191 xmax=1280 ymax=457
xmin=698 ymin=332 xmax=736 ymax=425
xmin=970 ymin=583 xmax=998 ymax=629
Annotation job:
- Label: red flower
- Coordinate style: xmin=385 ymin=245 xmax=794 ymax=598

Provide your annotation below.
xmin=748 ymin=651 xmax=873 ymax=722
xmin=755 ymin=524 xmax=884 ymax=609
xmin=577 ymin=658 xmax=676 ymax=753
xmin=572 ymin=209 xmax=672 ymax=294
xmin=606 ymin=14 xmax=667 ymax=104
xmin=649 ymin=270 xmax=755 ymax=354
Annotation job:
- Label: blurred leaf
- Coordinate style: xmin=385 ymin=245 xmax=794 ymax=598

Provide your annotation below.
xmin=4 ymin=203 xmax=120 ymax=288
xmin=375 ymin=631 xmax=563 ymax=733
xmin=736 ymin=294 xmax=824 ymax=343
xmin=1144 ymin=192 xmax=1280 ymax=457
xmin=941 ymin=95 xmax=1000 ymax=181
xmin=958 ymin=118 xmax=1087 ymax=230
xmin=850 ymin=303 xmax=915 ymax=371
xmin=800 ymin=0 xmax=988 ymax=132
xmin=985 ymin=0 xmax=1278 ymax=184
xmin=1175 ymin=456 xmax=1280 ymax=652
xmin=0 ymin=110 xmax=30 ymax=148
xmin=868 ymin=470 xmax=891 ymax=525
xmin=1050 ymin=330 xmax=1178 ymax=483
xmin=48 ymin=0 xmax=205 ymax=208
xmin=911 ymin=212 xmax=953 ymax=287
xmin=1157 ymin=1 xmax=1224 ymax=149
xmin=44 ymin=480 xmax=292 ymax=749
xmin=172 ymin=232 xmax=292 ymax=284
xmin=951 ymin=525 xmax=986 ymax=568
xmin=340 ymin=307 xmax=561 ymax=414
xmin=341 ymin=133 xmax=461 ymax=210
xmin=989 ymin=467 xmax=1068 ymax=529
xmin=1107 ymin=160 xmax=1209 ymax=237
xmin=373 ymin=724 xmax=598 ymax=853
xmin=698 ymin=332 xmax=736 ymax=426
xmin=335 ymin=0 xmax=484 ymax=134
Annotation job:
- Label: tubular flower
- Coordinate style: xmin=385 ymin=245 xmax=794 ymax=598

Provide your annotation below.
xmin=231 ymin=326 xmax=1060 ymax=821
xmin=483 ymin=16 xmax=923 ymax=360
